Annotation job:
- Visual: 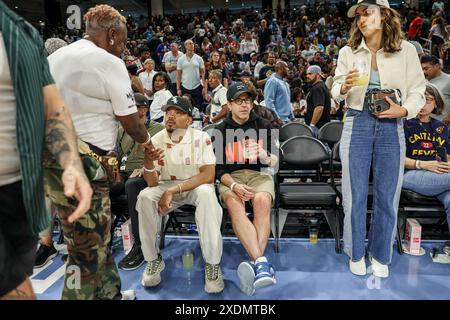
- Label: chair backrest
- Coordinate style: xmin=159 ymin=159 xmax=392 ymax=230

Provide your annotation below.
xmin=318 ymin=121 xmax=343 ymax=145
xmin=279 ymin=122 xmax=313 ymax=142
xmin=202 ymin=123 xmax=219 ymax=138
xmin=332 ymin=141 xmax=340 ymax=162
xmin=280 ymin=136 xmax=329 ymax=167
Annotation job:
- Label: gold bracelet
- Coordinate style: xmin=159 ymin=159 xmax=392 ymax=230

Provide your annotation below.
xmin=178 ymin=184 xmax=182 ymax=194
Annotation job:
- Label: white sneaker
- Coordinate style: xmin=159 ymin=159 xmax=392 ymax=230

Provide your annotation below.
xmin=237 ymin=261 xmax=255 ymax=296
xmin=141 ymin=254 xmax=165 ymax=287
xmin=370 ymin=257 xmax=389 ymax=278
xmin=349 ymin=257 xmax=366 ymax=276
xmin=121 ymin=289 xmax=136 ymax=300
xmin=204 ymin=263 xmax=224 ymax=294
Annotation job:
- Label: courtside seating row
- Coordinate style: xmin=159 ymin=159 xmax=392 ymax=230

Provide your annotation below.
xmin=112 ymin=121 xmax=447 ymax=255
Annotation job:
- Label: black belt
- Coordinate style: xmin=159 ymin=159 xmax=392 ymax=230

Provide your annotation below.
xmin=84 ymin=141 xmax=108 ymax=156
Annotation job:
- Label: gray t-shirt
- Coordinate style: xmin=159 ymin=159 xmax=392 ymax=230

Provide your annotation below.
xmin=430 ymin=72 xmax=450 ymax=118
xmin=162 ymin=51 xmax=183 ymax=84
xmin=177 ymin=53 xmax=205 ymax=90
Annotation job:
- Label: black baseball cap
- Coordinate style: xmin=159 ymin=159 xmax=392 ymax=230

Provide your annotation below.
xmin=161 ymin=96 xmax=193 ymax=117
xmin=227 ymin=82 xmax=254 ymax=101
xmin=134 ymin=93 xmax=149 ymax=107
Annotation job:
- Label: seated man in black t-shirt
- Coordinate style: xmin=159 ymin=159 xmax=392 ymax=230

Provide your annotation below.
xmin=305 ymin=65 xmax=331 ymax=137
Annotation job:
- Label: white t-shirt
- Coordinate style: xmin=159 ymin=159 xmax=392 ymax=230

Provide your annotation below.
xmin=48 ymin=39 xmax=137 ymax=151
xmin=150 ymin=89 xmax=173 ymax=120
xmin=139 ymin=70 xmax=157 ymax=100
xmin=430 ymin=24 xmax=446 ymax=39
xmin=302 ymin=48 xmax=316 ymax=61
xmin=177 ymin=53 xmax=205 ymax=90
xmin=0 ymin=33 xmax=21 ymax=186
xmin=210 ymin=84 xmax=228 ymax=116
xmin=162 ymin=51 xmax=183 ymax=83
xmin=254 ymin=62 xmax=265 ymax=79
xmin=151 ymin=127 xmax=216 ymax=181
xmin=239 ymin=39 xmax=259 ymax=55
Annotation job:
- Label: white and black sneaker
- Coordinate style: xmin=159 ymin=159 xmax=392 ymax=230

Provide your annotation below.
xmin=118 ymin=243 xmax=144 ymax=271
xmin=34 ymin=243 xmax=58 ymax=268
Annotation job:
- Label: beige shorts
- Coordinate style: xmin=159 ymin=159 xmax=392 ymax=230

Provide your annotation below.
xmin=219 ymin=169 xmax=275 ymax=207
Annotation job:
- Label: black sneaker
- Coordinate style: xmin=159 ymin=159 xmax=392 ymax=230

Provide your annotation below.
xmin=118 ymin=244 xmax=144 ymax=271
xmin=34 ymin=243 xmax=58 ymax=268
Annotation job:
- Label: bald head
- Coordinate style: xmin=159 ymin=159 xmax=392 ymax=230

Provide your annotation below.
xmin=275 ymin=60 xmax=289 ymax=77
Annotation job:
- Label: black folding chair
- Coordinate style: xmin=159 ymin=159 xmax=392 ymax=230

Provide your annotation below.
xmin=398 ymin=189 xmax=447 ymax=254
xmin=275 ymin=136 xmax=341 ymax=253
xmin=318 ymin=121 xmax=343 ymax=150
xmin=279 ymin=121 xmax=313 ymax=142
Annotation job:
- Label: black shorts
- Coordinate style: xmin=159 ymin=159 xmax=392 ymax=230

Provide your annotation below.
xmin=431 ymin=35 xmax=445 ymax=45
xmin=0 ymin=181 xmax=37 ymax=297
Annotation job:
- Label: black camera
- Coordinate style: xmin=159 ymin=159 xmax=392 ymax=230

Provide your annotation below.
xmin=367 ymin=89 xmax=401 ymax=114
xmin=368 ymin=99 xmax=391 ymax=113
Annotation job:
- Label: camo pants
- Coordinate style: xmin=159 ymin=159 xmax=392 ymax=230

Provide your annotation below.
xmin=43 ymin=151 xmax=121 ymax=300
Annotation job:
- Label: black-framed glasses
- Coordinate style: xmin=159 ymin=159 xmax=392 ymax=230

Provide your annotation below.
xmin=233 ymin=98 xmax=252 ymax=105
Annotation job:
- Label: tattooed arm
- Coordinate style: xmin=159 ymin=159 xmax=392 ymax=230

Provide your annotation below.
xmin=43 ymin=84 xmax=93 ymax=223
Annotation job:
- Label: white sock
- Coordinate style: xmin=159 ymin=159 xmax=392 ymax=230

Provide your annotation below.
xmin=255 ymin=256 xmax=268 ymax=264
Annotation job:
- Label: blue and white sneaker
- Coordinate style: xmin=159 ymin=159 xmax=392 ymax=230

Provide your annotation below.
xmin=254 ymin=258 xmax=276 ymax=289
xmin=237 ymin=261 xmax=255 ymax=296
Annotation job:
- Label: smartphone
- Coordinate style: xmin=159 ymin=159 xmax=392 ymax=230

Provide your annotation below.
xmin=436 ymin=146 xmax=448 ymax=162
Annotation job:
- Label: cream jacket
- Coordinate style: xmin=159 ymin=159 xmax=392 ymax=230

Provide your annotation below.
xmin=332 ymin=39 xmax=425 ymax=119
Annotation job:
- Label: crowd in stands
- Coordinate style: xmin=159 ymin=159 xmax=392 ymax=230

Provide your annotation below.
xmin=38 ymin=2 xmax=449 ymax=130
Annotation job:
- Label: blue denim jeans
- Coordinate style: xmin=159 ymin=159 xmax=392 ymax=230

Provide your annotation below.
xmin=340 ymin=107 xmax=405 ymax=264
xmin=403 ymin=169 xmax=450 ymax=231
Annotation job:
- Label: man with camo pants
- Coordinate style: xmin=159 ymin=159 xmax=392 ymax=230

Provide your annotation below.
xmin=46 ymin=5 xmax=153 ymax=299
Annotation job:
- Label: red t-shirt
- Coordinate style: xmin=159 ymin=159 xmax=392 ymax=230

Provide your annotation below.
xmin=408 ymin=16 xmax=423 ymax=39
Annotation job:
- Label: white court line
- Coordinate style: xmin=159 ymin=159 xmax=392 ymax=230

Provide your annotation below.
xmin=31 ymin=262 xmax=66 ymax=294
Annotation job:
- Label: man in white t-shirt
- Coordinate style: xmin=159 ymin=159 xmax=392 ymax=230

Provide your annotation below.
xmin=47 ymin=4 xmax=153 ymax=300
xmin=177 ymin=39 xmax=205 ymax=111
xmin=238 ymin=31 xmax=259 ymax=62
xmin=138 ymin=58 xmax=157 ymax=101
xmin=136 ymin=96 xmax=224 ymax=294
xmin=204 ymin=70 xmax=228 ymax=124
xmin=162 ymin=42 xmax=183 ymax=95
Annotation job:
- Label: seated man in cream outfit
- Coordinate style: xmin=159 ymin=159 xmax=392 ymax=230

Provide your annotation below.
xmin=136 ymin=96 xmax=224 ymax=294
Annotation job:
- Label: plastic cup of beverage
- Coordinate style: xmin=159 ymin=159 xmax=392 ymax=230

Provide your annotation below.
xmin=309 ymin=227 xmax=318 ymax=244
xmin=353 ymin=59 xmax=369 ymax=86
xmin=182 ymin=248 xmax=194 ymax=269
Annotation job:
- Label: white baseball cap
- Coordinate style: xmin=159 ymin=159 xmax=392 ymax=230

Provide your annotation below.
xmin=347 ymin=0 xmax=390 ymax=18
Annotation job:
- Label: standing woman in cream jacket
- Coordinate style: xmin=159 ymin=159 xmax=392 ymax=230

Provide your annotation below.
xmin=332 ymin=0 xmax=425 ymax=278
